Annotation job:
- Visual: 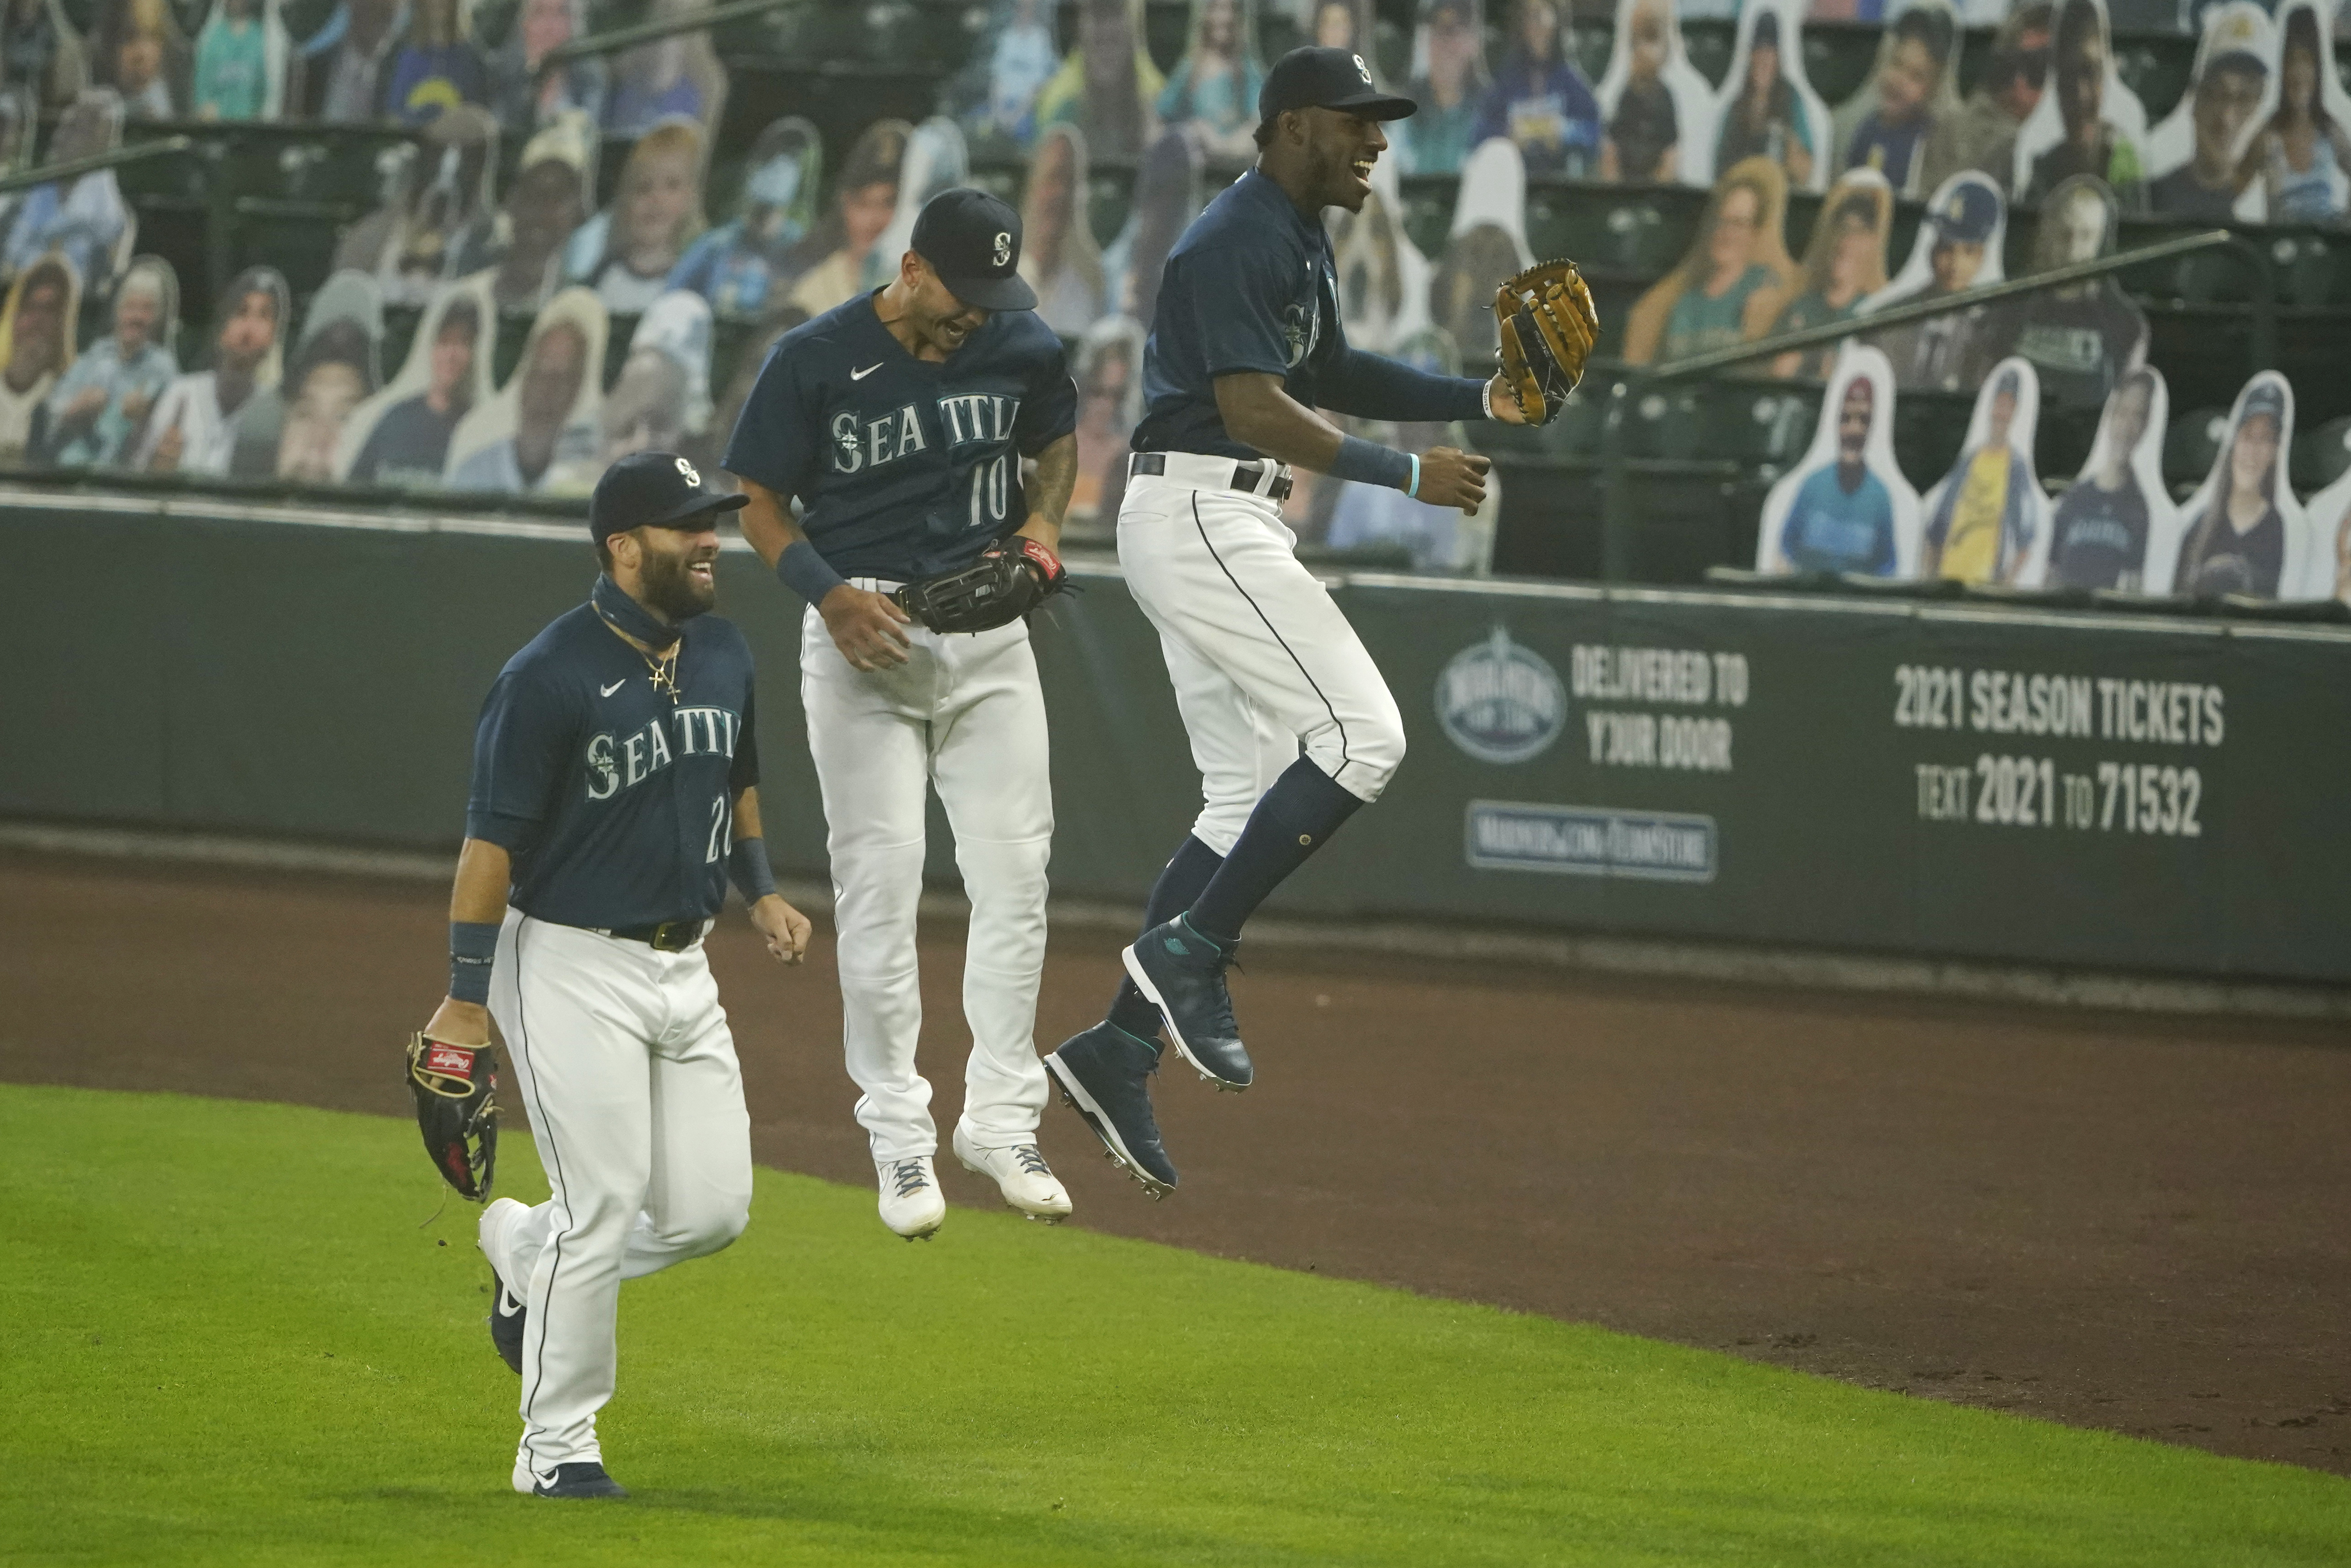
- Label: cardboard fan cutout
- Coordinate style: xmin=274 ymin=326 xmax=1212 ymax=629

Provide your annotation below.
xmin=2149 ymin=370 xmax=2320 ymax=600
xmin=1474 ymin=0 xmax=1602 ymax=179
xmin=1018 ymin=124 xmax=1107 ymax=336
xmin=1829 ymin=0 xmax=1962 ymax=199
xmin=1918 ymin=357 xmax=2048 ymax=585
xmin=0 ymin=251 xmax=77 ymax=463
xmin=1854 ymin=169 xmax=2005 ymax=393
xmin=337 ymin=272 xmax=495 ymax=487
xmin=2305 ymin=425 xmax=2351 ymax=605
xmin=2046 ymin=364 xmax=2172 ymax=591
xmin=40 ymin=251 xmax=177 ymax=469
xmin=2011 ymin=0 xmax=2151 ymax=210
xmin=1428 ymin=136 xmax=1532 ymax=359
xmin=1330 ymin=150 xmax=1433 ymax=354
xmin=600 ymin=289 xmax=714 ymax=468
xmin=1767 ymin=166 xmax=1892 ymax=379
xmin=455 ymin=108 xmax=594 ymax=316
xmin=563 ymin=114 xmax=710 ymax=313
xmin=1623 ymin=154 xmax=1798 ymax=366
xmin=240 ymin=267 xmax=385 ymax=482
xmin=2234 ymin=0 xmax=2351 ymax=225
xmin=445 ymin=285 xmax=607 ymax=496
xmin=1158 ymin=0 xmax=1265 ymax=163
xmin=134 ymin=263 xmax=287 ymax=477
xmin=783 ymin=119 xmax=909 ymax=319
xmin=3 ymin=88 xmax=133 ymax=292
xmin=1755 ymin=342 xmax=1922 ymax=578
xmin=1396 ymin=0 xmax=1490 ymax=176
xmin=1068 ymin=313 xmax=1147 ymax=531
xmin=864 ymin=117 xmax=971 ymax=293
xmin=1967 ymin=173 xmax=2146 ymax=411
xmin=2145 ymin=2 xmax=2276 ymax=223
xmin=1593 ymin=0 xmax=1719 ymax=186
xmin=1712 ymin=0 xmax=1831 ymax=194
xmin=667 ymin=116 xmax=821 ymax=320
xmin=1105 ymin=128 xmax=1205 ymax=325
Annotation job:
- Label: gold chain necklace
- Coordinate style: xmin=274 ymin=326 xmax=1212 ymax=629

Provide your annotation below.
xmin=642 ymin=642 xmax=682 ymax=703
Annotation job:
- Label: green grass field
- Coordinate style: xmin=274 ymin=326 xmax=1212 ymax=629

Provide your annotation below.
xmin=5 ymin=1084 xmax=2347 ymax=1566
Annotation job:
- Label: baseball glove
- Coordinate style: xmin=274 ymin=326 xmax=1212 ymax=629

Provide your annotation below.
xmin=1493 ymin=259 xmax=1600 ymax=425
xmin=406 ymin=1033 xmax=498 ymax=1201
xmin=893 ymin=536 xmax=1067 ymax=635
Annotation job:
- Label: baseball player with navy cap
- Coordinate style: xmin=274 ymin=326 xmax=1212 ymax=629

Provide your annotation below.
xmin=724 ymin=187 xmax=1081 ymax=1237
xmin=1044 ymin=46 xmax=1535 ymax=1196
xmin=420 ymin=450 xmax=813 ymax=1500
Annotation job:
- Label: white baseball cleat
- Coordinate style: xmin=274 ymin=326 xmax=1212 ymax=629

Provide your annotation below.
xmin=876 ymin=1156 xmax=947 ymax=1240
xmin=953 ymin=1125 xmax=1073 ymax=1223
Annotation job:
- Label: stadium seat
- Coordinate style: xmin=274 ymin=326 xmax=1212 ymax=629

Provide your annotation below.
xmin=2292 ymin=414 xmax=2351 ymax=496
xmin=2163 ymin=406 xmax=2228 ymax=490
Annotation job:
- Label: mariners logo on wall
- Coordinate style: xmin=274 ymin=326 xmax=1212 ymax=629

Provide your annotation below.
xmin=1436 ymin=627 xmax=1565 ymax=764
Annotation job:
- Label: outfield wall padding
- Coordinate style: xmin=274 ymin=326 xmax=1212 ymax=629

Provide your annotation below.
xmin=6 ymin=491 xmax=2346 ymax=984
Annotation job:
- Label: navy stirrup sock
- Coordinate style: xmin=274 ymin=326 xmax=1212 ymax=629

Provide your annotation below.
xmin=1184 ymin=758 xmax=1364 ymax=946
xmin=1106 ymin=834 xmax=1224 ymax=1042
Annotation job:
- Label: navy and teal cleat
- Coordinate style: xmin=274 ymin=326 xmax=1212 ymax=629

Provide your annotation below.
xmin=1122 ymin=915 xmax=1251 ymax=1090
xmin=522 ymin=1461 xmax=630 ymax=1500
xmin=1046 ymin=1022 xmax=1178 ymax=1197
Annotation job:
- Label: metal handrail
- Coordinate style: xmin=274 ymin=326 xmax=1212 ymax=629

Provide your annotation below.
xmin=0 ymin=135 xmax=193 ymax=198
xmin=540 ymin=0 xmax=799 ymax=69
xmin=1644 ymin=226 xmax=2233 ymax=383
xmin=1598 ymin=226 xmax=2242 ymax=579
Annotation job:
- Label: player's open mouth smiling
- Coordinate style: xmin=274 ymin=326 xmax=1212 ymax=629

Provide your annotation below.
xmin=688 ymin=559 xmax=715 ymax=586
xmin=1349 ymin=153 xmax=1376 ymax=194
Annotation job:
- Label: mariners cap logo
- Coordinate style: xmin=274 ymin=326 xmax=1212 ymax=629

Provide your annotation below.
xmin=675 ymin=456 xmax=702 ymax=487
xmin=993 ymin=231 xmax=1012 ymax=268
xmin=1353 ymin=52 xmax=1372 ymax=84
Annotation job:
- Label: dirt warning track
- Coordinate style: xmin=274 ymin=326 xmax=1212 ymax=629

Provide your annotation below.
xmin=6 ymin=848 xmax=2345 ymax=1474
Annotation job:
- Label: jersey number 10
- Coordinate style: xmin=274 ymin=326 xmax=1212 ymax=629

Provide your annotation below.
xmin=969 ymin=453 xmax=1010 ymax=530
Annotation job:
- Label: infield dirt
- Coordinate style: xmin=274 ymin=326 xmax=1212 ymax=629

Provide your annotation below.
xmin=6 ymin=848 xmax=2344 ymax=1475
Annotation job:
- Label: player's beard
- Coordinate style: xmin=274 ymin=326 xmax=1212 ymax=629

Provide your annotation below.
xmin=641 ymin=547 xmax=718 ymax=621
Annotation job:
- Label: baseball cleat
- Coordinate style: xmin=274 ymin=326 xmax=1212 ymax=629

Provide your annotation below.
xmin=519 ymin=1460 xmax=629 ymax=1500
xmin=952 ymin=1125 xmax=1073 ymax=1222
xmin=477 ymin=1197 xmax=528 ymax=1375
xmin=877 ymin=1155 xmax=947 ymax=1240
xmin=1123 ymin=916 xmax=1252 ymax=1090
xmin=1046 ymin=1022 xmax=1177 ymax=1197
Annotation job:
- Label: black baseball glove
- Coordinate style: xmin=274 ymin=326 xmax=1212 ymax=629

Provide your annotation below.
xmin=405 ymin=1033 xmax=498 ymax=1201
xmin=1493 ymin=258 xmax=1600 ymax=425
xmin=893 ymin=537 xmax=1067 ymax=635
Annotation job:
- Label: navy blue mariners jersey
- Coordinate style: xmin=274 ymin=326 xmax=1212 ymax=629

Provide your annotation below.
xmin=721 ymin=291 xmax=1078 ymax=580
xmin=465 ymin=600 xmax=759 ymax=930
xmin=1133 ymin=169 xmax=1486 ymax=460
xmin=1135 ymin=169 xmax=1347 ymax=461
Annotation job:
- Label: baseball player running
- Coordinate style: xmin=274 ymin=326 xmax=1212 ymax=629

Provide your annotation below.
xmin=417 ymin=452 xmax=813 ymax=1500
xmin=724 ymin=188 xmax=1081 ymax=1239
xmin=1044 ymin=46 xmax=1596 ymax=1195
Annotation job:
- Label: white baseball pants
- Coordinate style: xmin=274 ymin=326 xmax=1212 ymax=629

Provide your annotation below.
xmin=487 ymin=911 xmax=753 ymax=1482
xmin=1117 ymin=465 xmax=1407 ymax=853
xmin=800 ymin=603 xmax=1053 ymax=1163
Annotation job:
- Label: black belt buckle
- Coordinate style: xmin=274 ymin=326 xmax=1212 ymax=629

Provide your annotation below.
xmin=647 ymin=919 xmax=701 ymax=952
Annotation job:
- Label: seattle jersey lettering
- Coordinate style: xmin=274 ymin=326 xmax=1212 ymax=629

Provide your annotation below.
xmin=829 ymin=395 xmax=1025 ymax=475
xmin=585 ymin=705 xmax=742 ymax=800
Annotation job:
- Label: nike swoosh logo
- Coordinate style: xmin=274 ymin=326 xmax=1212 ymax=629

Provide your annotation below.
xmin=850 ymin=363 xmax=882 ymax=380
xmin=600 ymin=678 xmax=626 ymax=697
xmin=535 ymin=1468 xmax=561 ymax=1489
xmin=497 ymin=1291 xmax=523 ymax=1318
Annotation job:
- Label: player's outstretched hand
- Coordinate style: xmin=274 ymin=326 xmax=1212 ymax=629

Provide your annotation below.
xmin=750 ymin=894 xmax=813 ymax=965
xmin=820 ymin=584 xmax=914 ymax=671
xmin=1417 ymin=446 xmax=1492 ymax=516
xmin=421 ymin=995 xmax=491 ymax=1048
xmin=1484 ymin=373 xmax=1531 ymax=426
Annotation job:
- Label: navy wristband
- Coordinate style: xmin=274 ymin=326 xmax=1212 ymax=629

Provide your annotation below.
xmin=728 ymin=837 xmax=779 ymax=903
xmin=1329 ymin=434 xmax=1415 ymax=491
xmin=449 ymin=920 xmax=499 ymax=1006
xmin=778 ymin=539 xmax=847 ymax=606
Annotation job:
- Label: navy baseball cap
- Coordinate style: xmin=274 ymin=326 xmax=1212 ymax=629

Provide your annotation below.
xmin=912 ymin=187 xmax=1037 ymax=312
xmin=589 ymin=451 xmax=747 ymax=543
xmin=1259 ymin=46 xmax=1417 ymax=123
xmin=1930 ymin=178 xmax=2001 ymax=244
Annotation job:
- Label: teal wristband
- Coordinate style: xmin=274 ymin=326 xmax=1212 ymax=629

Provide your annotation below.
xmin=1407 ymin=454 xmax=1421 ymax=498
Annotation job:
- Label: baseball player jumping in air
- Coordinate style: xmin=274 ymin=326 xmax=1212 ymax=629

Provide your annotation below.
xmin=415 ymin=453 xmax=813 ymax=1500
xmin=724 ymin=189 xmax=1082 ymax=1239
xmin=1044 ymin=46 xmax=1597 ymax=1195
